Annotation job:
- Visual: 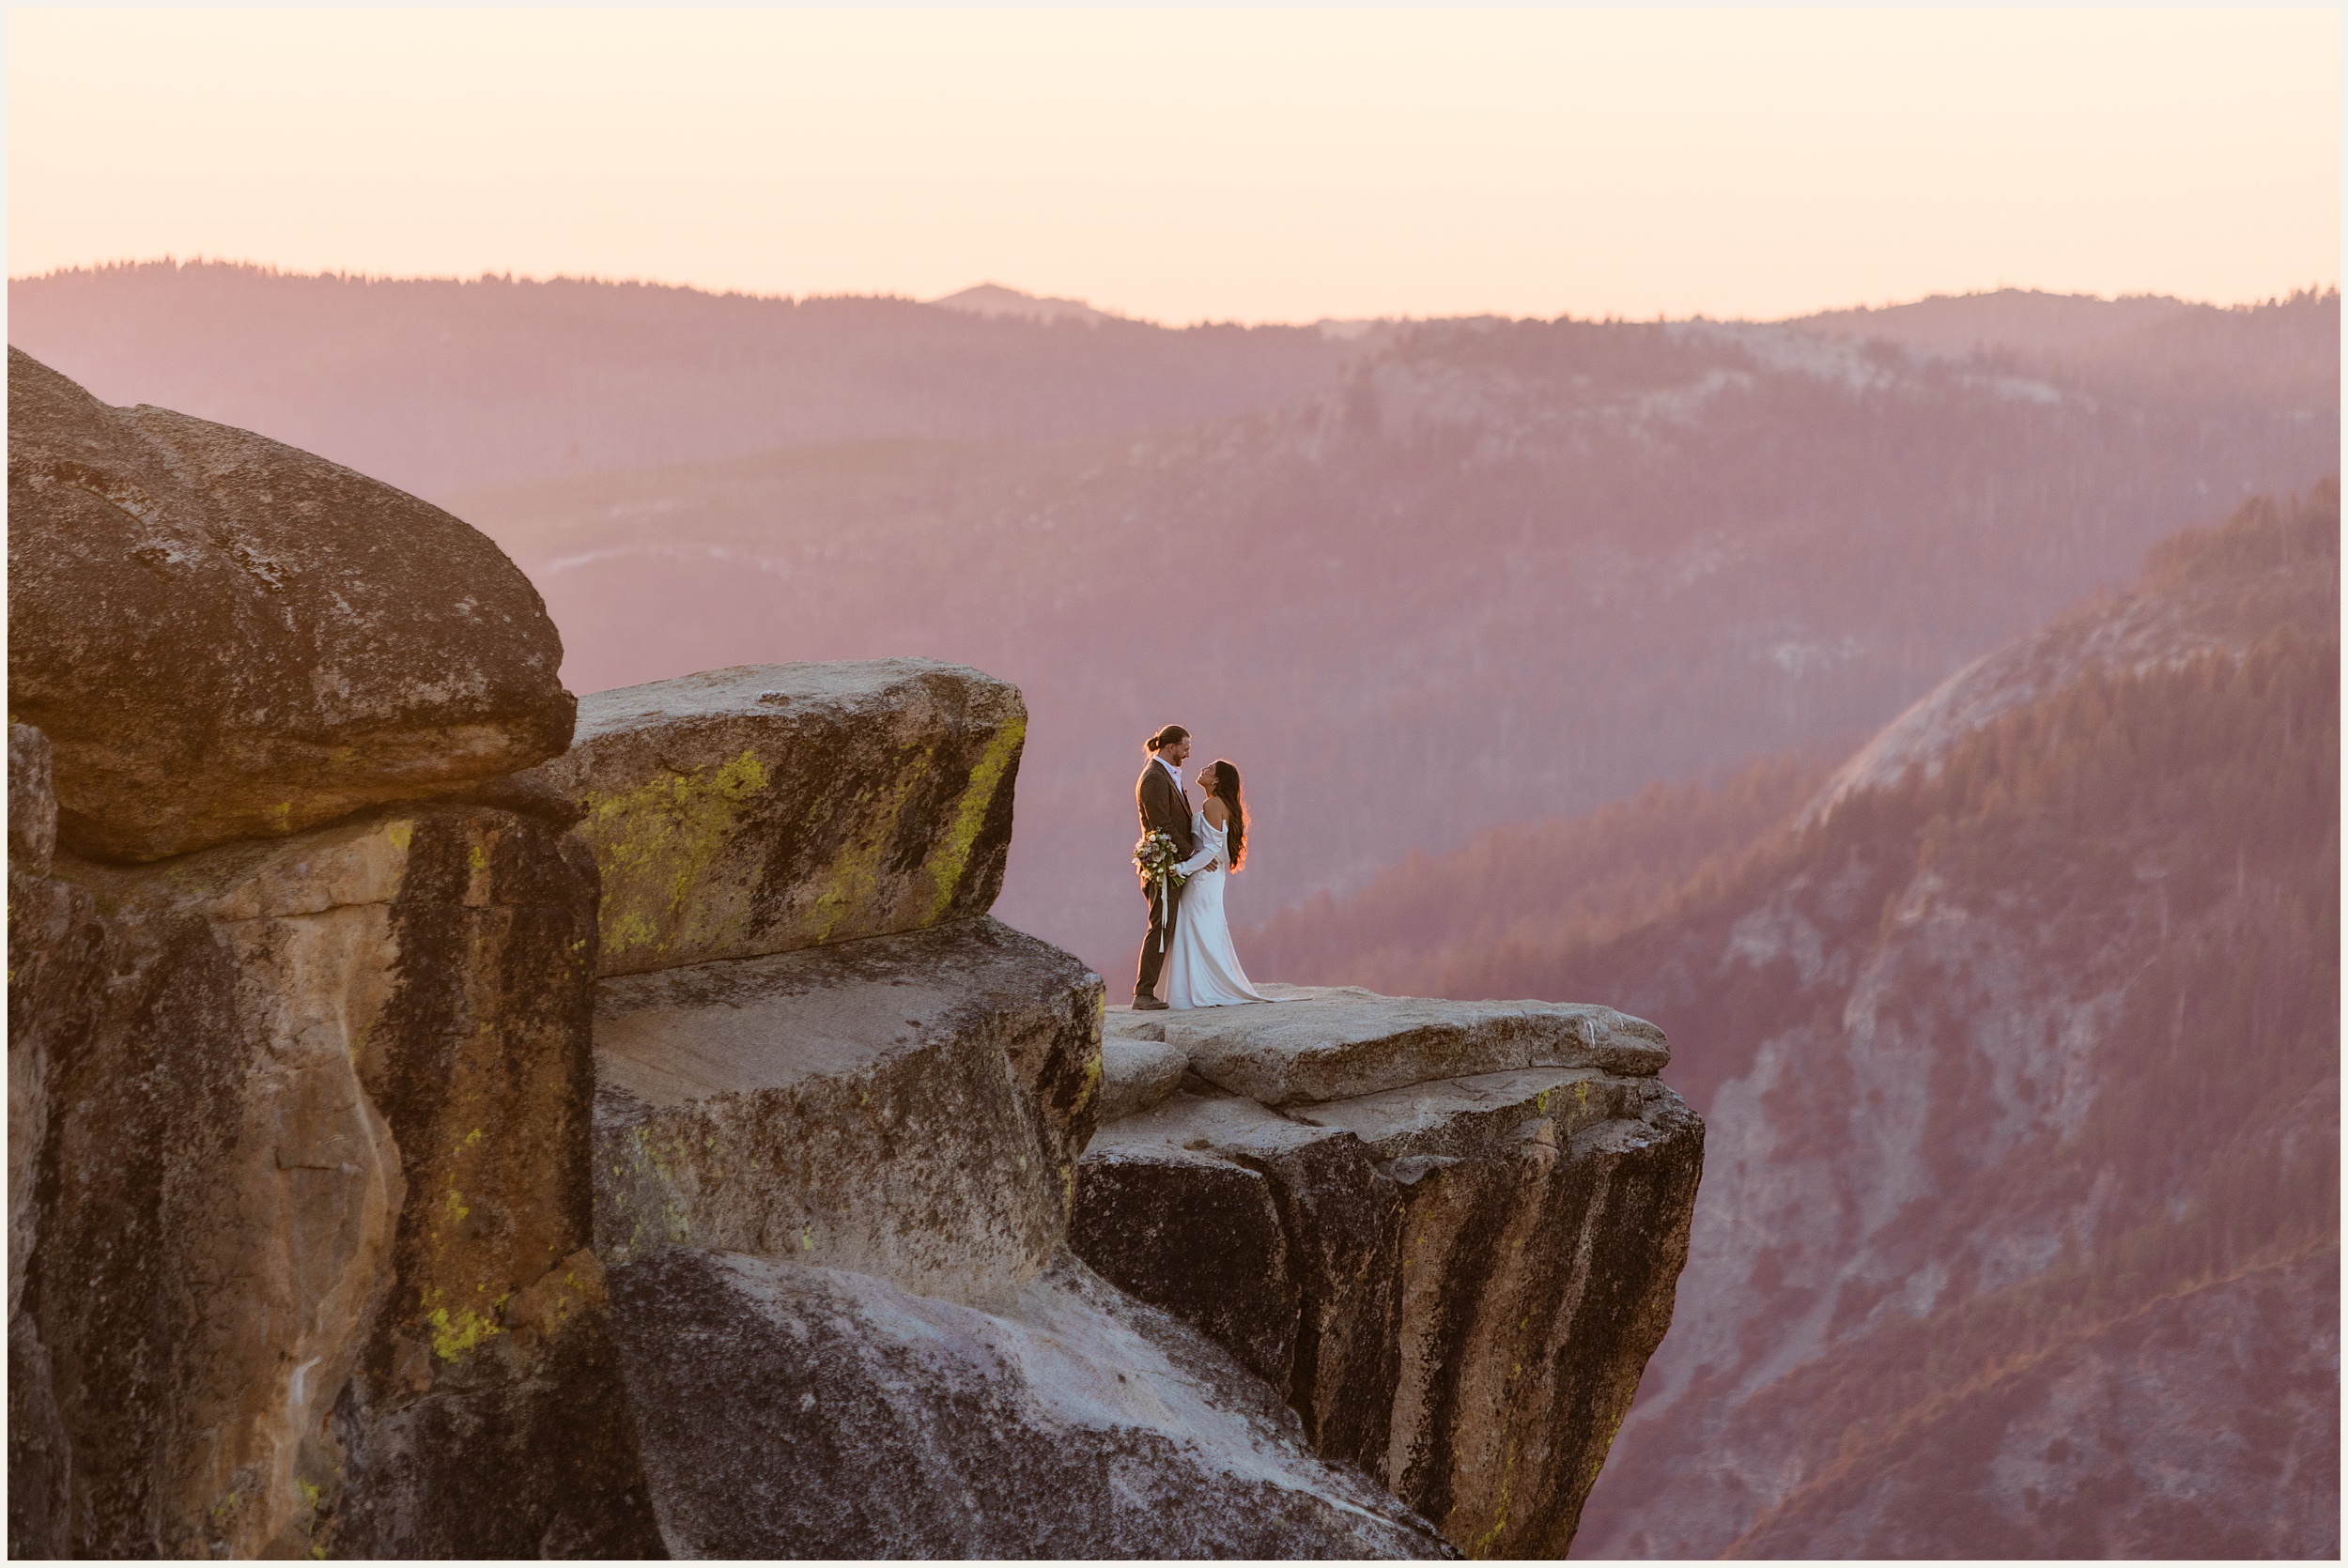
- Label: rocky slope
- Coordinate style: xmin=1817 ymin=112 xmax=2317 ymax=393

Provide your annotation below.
xmin=1244 ymin=484 xmax=2341 ymax=1556
xmin=8 ymin=349 xmax=1699 ymax=1556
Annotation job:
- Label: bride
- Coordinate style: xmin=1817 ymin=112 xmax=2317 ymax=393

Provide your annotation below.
xmin=1164 ymin=759 xmax=1274 ymax=1008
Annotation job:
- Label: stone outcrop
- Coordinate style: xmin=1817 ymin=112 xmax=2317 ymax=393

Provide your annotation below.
xmin=6 ymin=349 xmax=575 ymax=862
xmin=581 ymin=899 xmax=1460 ymax=1556
xmin=593 ymin=917 xmax=1101 ymax=1305
xmin=517 ymin=660 xmax=1024 ymax=976
xmin=1073 ymin=991 xmax=1704 ymax=1557
xmin=14 ymin=777 xmax=658 ymax=1558
xmin=546 ymin=668 xmax=1480 ymax=1556
xmin=1098 ymin=1029 xmax=1188 ymax=1121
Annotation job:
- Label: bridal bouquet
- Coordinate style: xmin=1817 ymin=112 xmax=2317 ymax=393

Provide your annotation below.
xmin=1133 ymin=830 xmax=1188 ymax=888
xmin=1134 ymin=830 xmax=1188 ymax=949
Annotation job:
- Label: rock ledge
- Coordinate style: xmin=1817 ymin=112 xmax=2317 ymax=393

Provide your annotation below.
xmin=1076 ymin=985 xmax=1701 ymax=1557
xmin=1104 ymin=983 xmax=1669 ymax=1106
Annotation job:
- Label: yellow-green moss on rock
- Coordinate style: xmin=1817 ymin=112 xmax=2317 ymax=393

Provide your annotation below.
xmin=28 ymin=801 xmax=662 ymax=1559
xmin=521 ymin=660 xmax=1027 ymax=976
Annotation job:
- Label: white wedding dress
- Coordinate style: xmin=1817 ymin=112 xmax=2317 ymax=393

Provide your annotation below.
xmin=1163 ymin=807 xmax=1273 ymax=1008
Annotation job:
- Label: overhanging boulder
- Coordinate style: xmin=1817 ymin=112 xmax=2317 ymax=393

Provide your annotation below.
xmin=6 ymin=349 xmax=575 ymax=862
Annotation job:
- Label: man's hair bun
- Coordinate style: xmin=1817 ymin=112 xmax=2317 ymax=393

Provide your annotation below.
xmin=1147 ymin=724 xmax=1191 ymax=752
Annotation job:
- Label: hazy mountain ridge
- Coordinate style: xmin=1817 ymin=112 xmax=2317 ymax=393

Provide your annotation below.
xmin=1807 ymin=483 xmax=2340 ymax=822
xmin=4 ymin=262 xmax=1361 ymax=494
xmin=1799 ymin=287 xmax=2208 ymax=355
xmin=5 ymin=267 xmax=2336 ymax=983
xmin=455 ymin=301 xmax=2332 ymax=978
xmin=10 ymin=266 xmax=2330 ymax=501
xmin=1241 ymin=752 xmax=1840 ymax=998
xmin=1244 ymin=487 xmax=2340 ymax=1556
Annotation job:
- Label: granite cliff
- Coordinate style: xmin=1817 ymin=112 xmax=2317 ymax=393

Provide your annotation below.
xmin=7 ymin=348 xmax=1702 ymax=1557
xmin=1074 ymin=994 xmax=1702 ymax=1555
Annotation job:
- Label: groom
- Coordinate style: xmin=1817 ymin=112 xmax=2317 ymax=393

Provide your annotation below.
xmin=1132 ymin=724 xmax=1197 ymax=1010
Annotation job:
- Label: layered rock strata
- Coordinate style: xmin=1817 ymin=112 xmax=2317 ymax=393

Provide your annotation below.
xmin=6 ymin=350 xmax=575 ymax=862
xmin=16 ymin=782 xmax=658 ymax=1559
xmin=1071 ymin=987 xmax=1704 ymax=1557
xmin=518 ymin=660 xmax=1024 ymax=976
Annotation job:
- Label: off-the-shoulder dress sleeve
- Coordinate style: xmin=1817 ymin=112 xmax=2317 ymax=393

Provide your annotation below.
xmin=1176 ymin=819 xmax=1225 ymax=876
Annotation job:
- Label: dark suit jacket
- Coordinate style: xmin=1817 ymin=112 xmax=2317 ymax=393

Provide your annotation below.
xmin=1136 ymin=758 xmax=1197 ymax=867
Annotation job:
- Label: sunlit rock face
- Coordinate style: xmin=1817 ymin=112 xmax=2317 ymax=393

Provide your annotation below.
xmin=1072 ymin=990 xmax=1704 ymax=1557
xmin=610 ymin=1247 xmax=1455 ymax=1559
xmin=5 ymin=350 xmax=575 ymax=863
xmin=20 ymin=797 xmax=658 ymax=1560
xmin=578 ymin=903 xmax=1467 ymax=1556
xmin=517 ymin=659 xmax=1024 ymax=976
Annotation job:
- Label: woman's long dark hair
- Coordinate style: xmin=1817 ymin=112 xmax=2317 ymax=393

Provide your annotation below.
xmin=1205 ymin=760 xmax=1246 ymax=870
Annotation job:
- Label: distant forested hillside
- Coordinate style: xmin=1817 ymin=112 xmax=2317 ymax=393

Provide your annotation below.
xmin=453 ymin=306 xmax=2334 ymax=978
xmin=1243 ymin=750 xmax=1837 ymax=996
xmin=4 ymin=261 xmax=1359 ymax=494
xmin=5 ymin=269 xmax=2336 ymax=981
xmin=1259 ymin=486 xmax=2342 ymax=1557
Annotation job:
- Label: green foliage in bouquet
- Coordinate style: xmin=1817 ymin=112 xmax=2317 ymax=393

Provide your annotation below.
xmin=1133 ymin=829 xmax=1188 ymax=889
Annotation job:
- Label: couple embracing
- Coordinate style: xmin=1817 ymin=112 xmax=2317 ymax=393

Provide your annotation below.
xmin=1131 ymin=724 xmax=1274 ymax=1012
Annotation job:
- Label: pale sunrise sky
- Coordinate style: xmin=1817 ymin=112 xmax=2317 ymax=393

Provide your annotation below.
xmin=8 ymin=8 xmax=2340 ymax=324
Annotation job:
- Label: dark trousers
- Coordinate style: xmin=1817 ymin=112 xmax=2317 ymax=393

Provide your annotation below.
xmin=1134 ymin=875 xmax=1184 ymax=1000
